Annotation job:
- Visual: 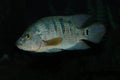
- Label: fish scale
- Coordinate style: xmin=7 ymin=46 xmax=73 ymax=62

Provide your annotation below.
xmin=54 ymin=18 xmax=64 ymax=37
xmin=63 ymin=20 xmax=72 ymax=43
xmin=58 ymin=17 xmax=65 ymax=38
xmin=51 ymin=17 xmax=65 ymax=47
xmin=51 ymin=17 xmax=79 ymax=46
xmin=68 ymin=20 xmax=77 ymax=43
xmin=41 ymin=16 xmax=87 ymax=48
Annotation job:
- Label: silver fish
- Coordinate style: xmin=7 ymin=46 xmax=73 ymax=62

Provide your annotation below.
xmin=16 ymin=14 xmax=106 ymax=53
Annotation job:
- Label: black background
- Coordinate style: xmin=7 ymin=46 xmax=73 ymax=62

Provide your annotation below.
xmin=0 ymin=0 xmax=120 ymax=80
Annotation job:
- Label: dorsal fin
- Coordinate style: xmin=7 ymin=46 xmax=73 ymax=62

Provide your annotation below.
xmin=44 ymin=37 xmax=63 ymax=46
xmin=79 ymin=15 xmax=97 ymax=29
xmin=69 ymin=14 xmax=97 ymax=29
xmin=69 ymin=14 xmax=91 ymax=28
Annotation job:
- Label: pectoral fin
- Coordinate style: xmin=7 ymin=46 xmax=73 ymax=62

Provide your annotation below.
xmin=44 ymin=37 xmax=63 ymax=46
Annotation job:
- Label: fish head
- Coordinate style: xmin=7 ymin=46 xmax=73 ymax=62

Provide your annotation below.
xmin=16 ymin=26 xmax=45 ymax=52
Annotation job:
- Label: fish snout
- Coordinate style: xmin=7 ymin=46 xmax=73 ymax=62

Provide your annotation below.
xmin=16 ymin=41 xmax=23 ymax=46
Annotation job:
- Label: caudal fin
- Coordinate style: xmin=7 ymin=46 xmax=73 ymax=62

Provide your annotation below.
xmin=85 ymin=23 xmax=106 ymax=43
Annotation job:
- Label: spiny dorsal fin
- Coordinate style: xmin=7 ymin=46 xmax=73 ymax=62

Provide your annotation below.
xmin=44 ymin=37 xmax=63 ymax=46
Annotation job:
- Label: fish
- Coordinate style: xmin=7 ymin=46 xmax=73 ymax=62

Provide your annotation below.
xmin=16 ymin=14 xmax=106 ymax=53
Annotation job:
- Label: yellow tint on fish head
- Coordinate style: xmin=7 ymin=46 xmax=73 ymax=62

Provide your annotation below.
xmin=44 ymin=37 xmax=63 ymax=46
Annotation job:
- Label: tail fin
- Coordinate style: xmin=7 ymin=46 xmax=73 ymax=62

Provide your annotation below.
xmin=85 ymin=23 xmax=106 ymax=43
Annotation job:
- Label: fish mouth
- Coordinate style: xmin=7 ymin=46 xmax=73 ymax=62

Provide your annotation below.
xmin=15 ymin=42 xmax=28 ymax=51
xmin=16 ymin=42 xmax=24 ymax=50
xmin=16 ymin=41 xmax=22 ymax=48
xmin=16 ymin=42 xmax=22 ymax=46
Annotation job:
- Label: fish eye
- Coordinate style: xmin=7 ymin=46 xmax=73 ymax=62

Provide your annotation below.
xmin=25 ymin=34 xmax=31 ymax=39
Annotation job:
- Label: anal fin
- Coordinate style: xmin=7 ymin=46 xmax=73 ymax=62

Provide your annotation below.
xmin=81 ymin=39 xmax=97 ymax=48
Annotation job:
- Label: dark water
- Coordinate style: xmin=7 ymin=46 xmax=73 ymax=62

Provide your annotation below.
xmin=0 ymin=0 xmax=120 ymax=80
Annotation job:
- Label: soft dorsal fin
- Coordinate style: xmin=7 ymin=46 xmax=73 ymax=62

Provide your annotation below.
xmin=69 ymin=14 xmax=97 ymax=29
xmin=44 ymin=37 xmax=63 ymax=46
xmin=69 ymin=14 xmax=91 ymax=28
xmin=79 ymin=15 xmax=97 ymax=29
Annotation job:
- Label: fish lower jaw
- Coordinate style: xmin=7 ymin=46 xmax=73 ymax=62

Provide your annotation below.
xmin=16 ymin=45 xmax=36 ymax=52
